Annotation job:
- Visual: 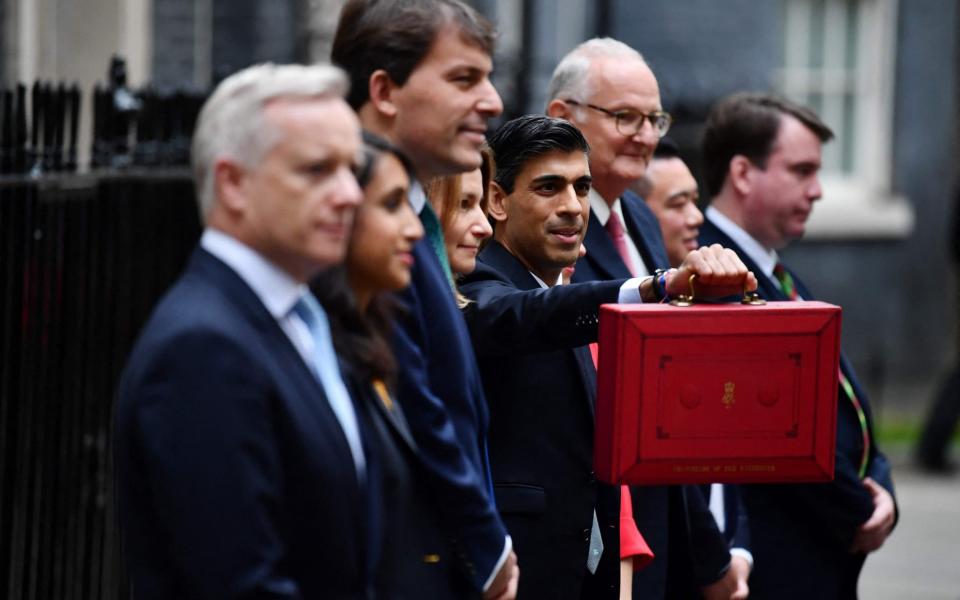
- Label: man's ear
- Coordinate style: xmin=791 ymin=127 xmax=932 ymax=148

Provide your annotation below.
xmin=728 ymin=155 xmax=754 ymax=197
xmin=487 ymin=181 xmax=510 ymax=224
xmin=368 ymin=69 xmax=399 ymax=118
xmin=546 ymin=98 xmax=570 ymax=120
xmin=214 ymin=158 xmax=248 ymax=214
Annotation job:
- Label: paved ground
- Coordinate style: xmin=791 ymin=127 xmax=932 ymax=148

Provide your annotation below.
xmin=858 ymin=447 xmax=960 ymax=599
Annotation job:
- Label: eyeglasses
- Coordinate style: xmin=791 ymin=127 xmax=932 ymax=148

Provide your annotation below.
xmin=563 ymin=99 xmax=673 ymax=138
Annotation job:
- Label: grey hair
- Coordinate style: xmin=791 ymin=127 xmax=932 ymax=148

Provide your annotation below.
xmin=546 ymin=37 xmax=646 ymax=107
xmin=191 ymin=62 xmax=349 ymax=219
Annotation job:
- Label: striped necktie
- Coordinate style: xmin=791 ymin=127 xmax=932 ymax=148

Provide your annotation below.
xmin=772 ymin=263 xmax=871 ymax=479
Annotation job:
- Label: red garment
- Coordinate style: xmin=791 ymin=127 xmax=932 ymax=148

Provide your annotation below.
xmin=620 ymin=484 xmax=654 ymax=569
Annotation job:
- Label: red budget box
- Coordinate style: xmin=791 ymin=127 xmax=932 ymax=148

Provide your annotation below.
xmin=594 ymin=301 xmax=839 ymax=485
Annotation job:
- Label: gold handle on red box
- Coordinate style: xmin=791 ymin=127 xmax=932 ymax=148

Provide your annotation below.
xmin=669 ymin=274 xmax=697 ymax=306
xmin=668 ymin=274 xmax=766 ymax=307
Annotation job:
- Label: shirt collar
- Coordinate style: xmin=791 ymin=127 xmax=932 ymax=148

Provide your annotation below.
xmin=409 ymin=179 xmax=427 ymax=215
xmin=201 ymin=228 xmax=307 ymax=319
xmin=589 ymin=188 xmax=613 ymax=226
xmin=705 ymin=206 xmax=779 ymax=278
xmin=529 ymin=271 xmax=563 ymax=289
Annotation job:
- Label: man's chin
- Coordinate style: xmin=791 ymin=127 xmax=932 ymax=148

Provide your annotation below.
xmin=438 ymin=147 xmax=482 ymax=175
xmin=611 ymin=162 xmax=649 ymax=186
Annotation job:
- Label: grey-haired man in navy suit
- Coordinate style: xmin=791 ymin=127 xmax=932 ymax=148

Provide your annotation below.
xmin=547 ymin=39 xmax=751 ymax=600
xmin=115 ymin=64 xmax=379 ymax=599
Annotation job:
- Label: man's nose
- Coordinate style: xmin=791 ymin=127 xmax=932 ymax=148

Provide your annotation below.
xmin=631 ymin=126 xmax=659 ymax=152
xmin=476 ymin=79 xmax=503 ymax=118
xmin=557 ymin=187 xmax=584 ymax=215
xmin=335 ymin=167 xmax=363 ymax=207
xmin=808 ymin=177 xmax=823 ymax=202
xmin=686 ymin=203 xmax=704 ymax=226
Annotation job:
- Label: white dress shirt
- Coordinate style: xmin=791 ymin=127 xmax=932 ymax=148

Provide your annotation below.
xmin=705 ymin=206 xmax=779 ymax=280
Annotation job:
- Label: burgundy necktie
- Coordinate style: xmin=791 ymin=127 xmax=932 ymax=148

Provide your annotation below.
xmin=606 ymin=211 xmax=636 ymax=276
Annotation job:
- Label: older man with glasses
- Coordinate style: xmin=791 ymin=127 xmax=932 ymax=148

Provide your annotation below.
xmin=547 ymin=38 xmax=750 ymax=600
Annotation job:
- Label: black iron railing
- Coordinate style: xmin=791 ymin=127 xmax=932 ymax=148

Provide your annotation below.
xmin=1 ymin=56 xmax=206 ymax=600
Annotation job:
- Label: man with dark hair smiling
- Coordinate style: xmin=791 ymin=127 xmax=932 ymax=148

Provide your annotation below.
xmin=460 ymin=115 xmax=756 ymax=599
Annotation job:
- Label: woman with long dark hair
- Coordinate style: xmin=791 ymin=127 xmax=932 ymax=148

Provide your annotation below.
xmin=313 ymin=132 xmax=462 ymax=599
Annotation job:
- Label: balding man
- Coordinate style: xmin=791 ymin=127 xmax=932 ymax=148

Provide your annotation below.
xmin=547 ymin=39 xmax=748 ymax=600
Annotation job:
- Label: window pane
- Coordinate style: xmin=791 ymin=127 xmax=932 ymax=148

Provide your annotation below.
xmin=809 ymin=0 xmax=825 ymax=69
xmin=845 ymin=0 xmax=859 ymax=71
xmin=842 ymin=92 xmax=856 ymax=173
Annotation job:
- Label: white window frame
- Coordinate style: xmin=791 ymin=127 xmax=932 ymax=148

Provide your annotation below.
xmin=777 ymin=0 xmax=913 ymax=239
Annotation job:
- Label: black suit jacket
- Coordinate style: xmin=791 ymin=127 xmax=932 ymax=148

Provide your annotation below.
xmin=342 ymin=366 xmax=468 ymax=600
xmin=572 ymin=192 xmax=731 ymax=598
xmin=700 ymin=216 xmax=897 ymax=599
xmin=666 ymin=485 xmax=752 ymax=598
xmin=116 ymin=247 xmax=373 ymax=599
xmin=391 ymin=236 xmax=508 ymax=592
xmin=460 ymin=240 xmax=624 ymax=599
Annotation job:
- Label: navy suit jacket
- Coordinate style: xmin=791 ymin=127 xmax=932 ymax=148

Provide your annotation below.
xmin=460 ymin=240 xmax=624 ymax=599
xmin=116 ymin=248 xmax=373 ymax=599
xmin=666 ymin=485 xmax=752 ymax=598
xmin=573 ymin=191 xmax=731 ymax=597
xmin=391 ymin=236 xmax=508 ymax=592
xmin=700 ymin=216 xmax=897 ymax=599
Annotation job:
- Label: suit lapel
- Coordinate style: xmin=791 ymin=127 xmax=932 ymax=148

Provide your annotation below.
xmin=368 ymin=378 xmax=419 ymax=454
xmin=572 ymin=345 xmax=598 ymax=419
xmin=192 ymin=248 xmax=363 ymax=494
xmin=621 ymin=190 xmax=670 ymax=272
xmin=699 ymin=220 xmax=880 ymax=434
xmin=698 ymin=217 xmax=787 ymax=301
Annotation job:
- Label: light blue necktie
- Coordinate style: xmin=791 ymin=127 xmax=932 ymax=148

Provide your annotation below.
xmin=291 ymin=292 xmax=366 ymax=479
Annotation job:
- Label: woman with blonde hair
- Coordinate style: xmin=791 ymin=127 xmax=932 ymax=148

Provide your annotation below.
xmin=426 ymin=147 xmax=495 ymax=279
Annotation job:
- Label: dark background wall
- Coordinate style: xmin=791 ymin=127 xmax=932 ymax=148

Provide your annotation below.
xmin=0 ymin=0 xmax=5 ymax=83
xmin=146 ymin=0 xmax=960 ymax=412
xmin=152 ymin=0 xmax=200 ymax=88
xmin=152 ymin=0 xmax=302 ymax=89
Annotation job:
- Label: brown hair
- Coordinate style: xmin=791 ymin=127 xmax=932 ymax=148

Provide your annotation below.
xmin=426 ymin=145 xmax=495 ymax=235
xmin=701 ymin=92 xmax=834 ymax=198
xmin=424 ymin=146 xmax=495 ymax=308
xmin=331 ymin=0 xmax=496 ymax=110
